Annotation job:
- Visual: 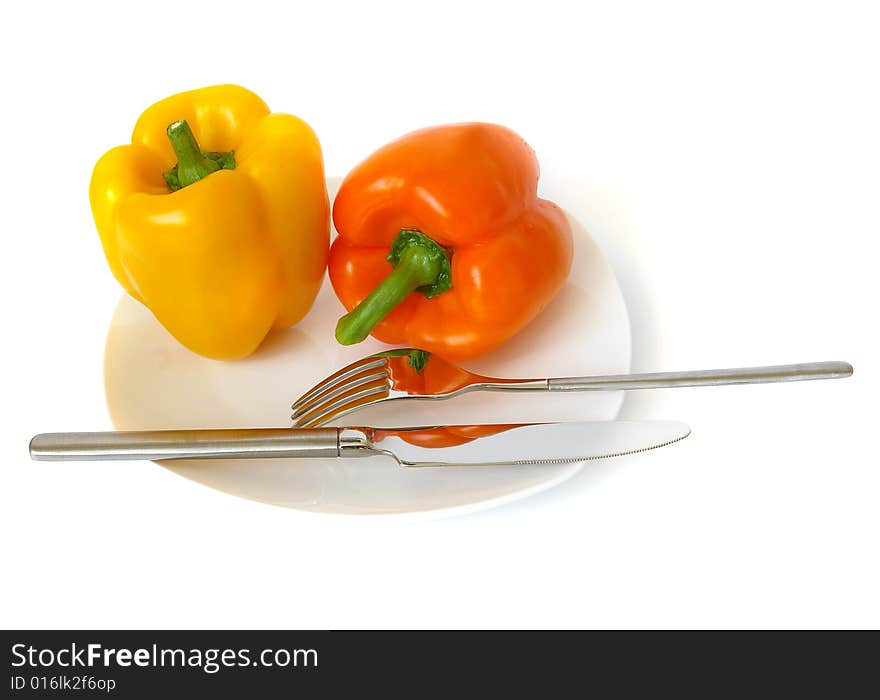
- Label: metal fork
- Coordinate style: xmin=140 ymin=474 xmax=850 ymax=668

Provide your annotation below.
xmin=291 ymin=350 xmax=852 ymax=428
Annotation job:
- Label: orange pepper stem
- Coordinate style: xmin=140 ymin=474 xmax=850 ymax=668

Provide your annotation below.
xmin=163 ymin=119 xmax=236 ymax=192
xmin=335 ymin=229 xmax=451 ymax=345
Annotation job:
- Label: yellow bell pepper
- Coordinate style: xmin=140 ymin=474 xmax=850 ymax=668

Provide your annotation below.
xmin=90 ymin=84 xmax=329 ymax=359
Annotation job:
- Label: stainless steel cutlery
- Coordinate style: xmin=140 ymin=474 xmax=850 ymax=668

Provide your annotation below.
xmin=30 ymin=351 xmax=852 ymax=468
xmin=29 ymin=421 xmax=691 ymax=467
xmin=292 ymin=350 xmax=852 ymax=428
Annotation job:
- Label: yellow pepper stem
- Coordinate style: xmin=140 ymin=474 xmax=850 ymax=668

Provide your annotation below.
xmin=163 ymin=120 xmax=236 ymax=191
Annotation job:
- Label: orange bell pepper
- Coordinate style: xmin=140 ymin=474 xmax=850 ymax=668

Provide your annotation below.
xmin=329 ymin=123 xmax=573 ymax=362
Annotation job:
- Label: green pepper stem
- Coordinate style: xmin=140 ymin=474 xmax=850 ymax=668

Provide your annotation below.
xmin=163 ymin=120 xmax=235 ymax=191
xmin=166 ymin=120 xmax=204 ymax=165
xmin=335 ymin=232 xmax=451 ymax=345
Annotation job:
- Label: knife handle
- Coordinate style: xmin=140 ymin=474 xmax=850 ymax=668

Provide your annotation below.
xmin=546 ymin=361 xmax=853 ymax=391
xmin=29 ymin=428 xmax=340 ymax=462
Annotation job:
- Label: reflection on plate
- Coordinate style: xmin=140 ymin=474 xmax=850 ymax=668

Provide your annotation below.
xmin=104 ymin=179 xmax=631 ymax=515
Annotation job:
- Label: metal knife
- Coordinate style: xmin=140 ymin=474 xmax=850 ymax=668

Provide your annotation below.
xmin=29 ymin=421 xmax=690 ymax=467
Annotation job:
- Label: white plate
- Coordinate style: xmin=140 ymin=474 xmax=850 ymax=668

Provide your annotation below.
xmin=104 ymin=178 xmax=631 ymax=515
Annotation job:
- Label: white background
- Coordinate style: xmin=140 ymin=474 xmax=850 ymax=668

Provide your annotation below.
xmin=1 ymin=1 xmax=877 ymax=629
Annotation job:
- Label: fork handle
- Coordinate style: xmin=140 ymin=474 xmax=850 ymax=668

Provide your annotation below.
xmin=544 ymin=361 xmax=852 ymax=391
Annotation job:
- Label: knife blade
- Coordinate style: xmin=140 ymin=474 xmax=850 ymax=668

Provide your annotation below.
xmin=29 ymin=420 xmax=690 ymax=467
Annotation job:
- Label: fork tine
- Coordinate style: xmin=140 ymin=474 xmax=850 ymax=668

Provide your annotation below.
xmin=292 ymin=380 xmax=391 ymax=428
xmin=292 ymin=368 xmax=390 ymax=421
xmin=292 ymin=357 xmax=388 ymax=411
